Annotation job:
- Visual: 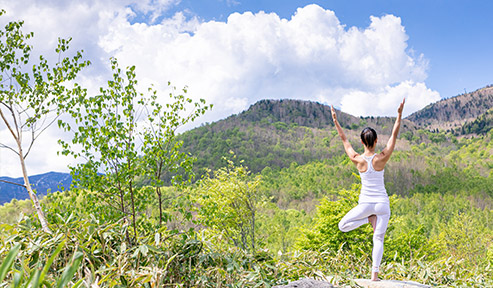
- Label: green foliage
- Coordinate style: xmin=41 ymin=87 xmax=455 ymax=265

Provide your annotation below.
xmin=391 ymin=192 xmax=492 ymax=268
xmin=385 ymin=226 xmax=439 ymax=262
xmin=0 ymin=198 xmax=33 ymax=224
xmin=0 ymin=10 xmax=89 ymax=232
xmin=458 ymin=108 xmax=493 ymax=135
xmin=140 ymin=82 xmax=211 ymax=226
xmin=193 ymin=156 xmax=263 ymax=253
xmin=257 ymin=203 xmax=309 ymax=253
xmin=0 ymin=210 xmax=196 ymax=287
xmin=58 ymin=57 xmax=211 ymax=241
xmin=0 ymin=243 xmax=20 ymax=283
xmin=259 ymin=156 xmax=356 ymax=204
xmin=59 ymin=58 xmax=146 ymax=242
xmin=0 ymin=218 xmax=83 ymax=287
xmin=295 ymin=184 xmax=373 ymax=256
xmin=0 ymin=13 xmax=88 ymax=118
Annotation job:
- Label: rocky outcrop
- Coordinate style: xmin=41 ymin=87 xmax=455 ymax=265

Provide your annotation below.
xmin=354 ymin=279 xmax=430 ymax=288
xmin=273 ymin=278 xmax=335 ymax=288
xmin=273 ymin=278 xmax=430 ymax=288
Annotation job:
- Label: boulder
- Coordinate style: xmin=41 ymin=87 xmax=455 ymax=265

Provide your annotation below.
xmin=273 ymin=278 xmax=335 ymax=288
xmin=354 ymin=279 xmax=430 ymax=288
xmin=273 ymin=278 xmax=430 ymax=288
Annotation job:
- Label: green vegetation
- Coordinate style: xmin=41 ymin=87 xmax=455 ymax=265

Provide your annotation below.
xmin=1 ymin=131 xmax=491 ymax=287
xmin=1 ymin=13 xmax=492 ymax=288
xmin=0 ymin=9 xmax=89 ymax=233
xmin=457 ymin=108 xmax=493 ymax=135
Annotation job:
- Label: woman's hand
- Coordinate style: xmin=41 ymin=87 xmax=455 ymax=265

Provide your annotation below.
xmin=398 ymin=98 xmax=405 ymax=115
xmin=331 ymin=105 xmax=337 ymax=122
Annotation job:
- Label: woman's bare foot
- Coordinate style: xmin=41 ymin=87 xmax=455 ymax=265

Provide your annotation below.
xmin=368 ymin=214 xmax=376 ymax=232
xmin=371 ymin=271 xmax=381 ymax=281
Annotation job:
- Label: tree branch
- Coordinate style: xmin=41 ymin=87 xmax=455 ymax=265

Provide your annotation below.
xmin=24 ymin=114 xmax=61 ymax=158
xmin=0 ymin=106 xmax=19 ymax=141
xmin=0 ymin=143 xmax=20 ymax=156
xmin=0 ymin=179 xmax=26 ymax=188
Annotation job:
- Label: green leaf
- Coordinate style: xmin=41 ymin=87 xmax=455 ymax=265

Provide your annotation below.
xmin=0 ymin=243 xmax=21 ymax=283
xmin=38 ymin=240 xmax=65 ymax=284
xmin=56 ymin=251 xmax=83 ymax=288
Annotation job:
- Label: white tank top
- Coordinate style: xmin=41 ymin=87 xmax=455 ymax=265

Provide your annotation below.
xmin=358 ymin=154 xmax=389 ymax=204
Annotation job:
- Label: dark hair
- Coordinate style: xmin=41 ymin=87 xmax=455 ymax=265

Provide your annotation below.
xmin=361 ymin=127 xmax=377 ymax=148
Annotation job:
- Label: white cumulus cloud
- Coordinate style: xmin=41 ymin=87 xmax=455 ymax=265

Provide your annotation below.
xmin=0 ymin=1 xmax=439 ymax=177
xmin=100 ymin=4 xmax=439 ymax=120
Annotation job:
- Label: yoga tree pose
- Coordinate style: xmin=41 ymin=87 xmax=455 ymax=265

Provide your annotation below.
xmin=331 ymin=98 xmax=405 ymax=281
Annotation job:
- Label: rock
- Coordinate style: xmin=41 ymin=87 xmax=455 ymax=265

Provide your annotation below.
xmin=354 ymin=279 xmax=430 ymax=288
xmin=273 ymin=278 xmax=430 ymax=288
xmin=273 ymin=278 xmax=335 ymax=288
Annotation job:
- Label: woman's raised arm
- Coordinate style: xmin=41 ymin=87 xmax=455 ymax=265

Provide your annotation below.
xmin=380 ymin=98 xmax=405 ymax=161
xmin=331 ymin=105 xmax=360 ymax=163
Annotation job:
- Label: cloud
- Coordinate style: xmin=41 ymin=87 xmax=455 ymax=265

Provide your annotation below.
xmin=0 ymin=2 xmax=440 ymax=177
xmin=338 ymin=81 xmax=440 ymax=117
xmin=100 ymin=4 xmax=439 ymax=120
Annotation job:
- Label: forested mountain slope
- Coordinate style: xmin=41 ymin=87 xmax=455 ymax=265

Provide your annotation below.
xmin=406 ymin=85 xmax=493 ymax=131
xmin=457 ymin=107 xmax=493 ymax=135
xmin=177 ymin=90 xmax=492 ymax=200
xmin=2 ymin=87 xmax=492 ymax=204
xmin=179 ymin=99 xmax=417 ymax=175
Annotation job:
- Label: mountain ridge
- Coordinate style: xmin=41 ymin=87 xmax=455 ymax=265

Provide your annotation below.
xmin=0 ymin=172 xmax=72 ymax=205
xmin=2 ymin=85 xmax=492 ymax=204
xmin=406 ymin=85 xmax=493 ymax=131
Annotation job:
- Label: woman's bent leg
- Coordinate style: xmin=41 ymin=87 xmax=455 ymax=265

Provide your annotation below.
xmin=338 ymin=204 xmax=373 ymax=232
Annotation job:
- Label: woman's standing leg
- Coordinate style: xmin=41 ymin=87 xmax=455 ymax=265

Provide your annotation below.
xmin=371 ymin=203 xmax=391 ymax=281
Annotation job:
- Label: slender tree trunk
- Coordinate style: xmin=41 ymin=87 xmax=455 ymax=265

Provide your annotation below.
xmin=119 ymin=189 xmax=131 ymax=244
xmin=251 ymin=205 xmax=255 ymax=252
xmin=129 ymin=180 xmax=138 ymax=242
xmin=16 ymin=140 xmax=51 ymax=233
xmin=156 ymin=186 xmax=163 ymax=227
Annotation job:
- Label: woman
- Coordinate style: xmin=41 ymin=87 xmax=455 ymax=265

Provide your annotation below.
xmin=331 ymin=98 xmax=405 ymax=281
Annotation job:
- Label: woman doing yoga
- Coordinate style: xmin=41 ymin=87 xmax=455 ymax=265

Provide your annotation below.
xmin=331 ymin=98 xmax=405 ymax=281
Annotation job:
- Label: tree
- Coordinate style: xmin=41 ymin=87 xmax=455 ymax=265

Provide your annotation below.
xmin=295 ymin=184 xmax=373 ymax=255
xmin=0 ymin=11 xmax=89 ymax=233
xmin=59 ymin=58 xmax=210 ymax=243
xmin=140 ymin=83 xmax=211 ymax=227
xmin=59 ymin=58 xmax=143 ymax=243
xmin=193 ymin=155 xmax=262 ymax=252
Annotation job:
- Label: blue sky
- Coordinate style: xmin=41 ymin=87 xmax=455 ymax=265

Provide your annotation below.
xmin=0 ymin=0 xmax=492 ymax=177
xmin=157 ymin=0 xmax=493 ymax=98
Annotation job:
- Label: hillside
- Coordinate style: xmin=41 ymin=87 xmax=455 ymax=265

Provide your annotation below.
xmin=457 ymin=107 xmax=493 ymax=135
xmin=179 ymin=99 xmax=417 ymax=176
xmin=1 ymin=94 xmax=492 ymax=288
xmin=406 ymin=85 xmax=493 ymax=131
xmin=0 ymin=172 xmax=72 ymax=205
xmin=2 ymin=87 xmax=492 ymax=204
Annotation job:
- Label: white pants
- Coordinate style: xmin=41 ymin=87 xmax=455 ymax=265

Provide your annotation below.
xmin=338 ymin=202 xmax=390 ymax=272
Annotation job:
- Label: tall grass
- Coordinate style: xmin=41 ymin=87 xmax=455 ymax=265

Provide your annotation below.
xmin=1 ymin=202 xmax=491 ymax=287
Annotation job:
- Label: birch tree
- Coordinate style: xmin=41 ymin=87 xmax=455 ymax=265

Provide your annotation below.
xmin=0 ymin=11 xmax=89 ymax=232
xmin=140 ymin=84 xmax=211 ymax=227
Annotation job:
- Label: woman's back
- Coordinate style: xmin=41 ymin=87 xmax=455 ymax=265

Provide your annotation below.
xmin=359 ymin=154 xmax=388 ymax=204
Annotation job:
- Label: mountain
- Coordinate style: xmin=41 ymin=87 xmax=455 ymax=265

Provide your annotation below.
xmin=406 ymin=85 xmax=493 ymax=131
xmin=179 ymin=99 xmax=417 ymax=176
xmin=0 ymin=172 xmax=72 ymax=205
xmin=179 ymin=85 xmax=493 ymax=178
xmin=2 ymin=85 xmax=492 ymax=204
xmin=457 ymin=108 xmax=493 ymax=135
